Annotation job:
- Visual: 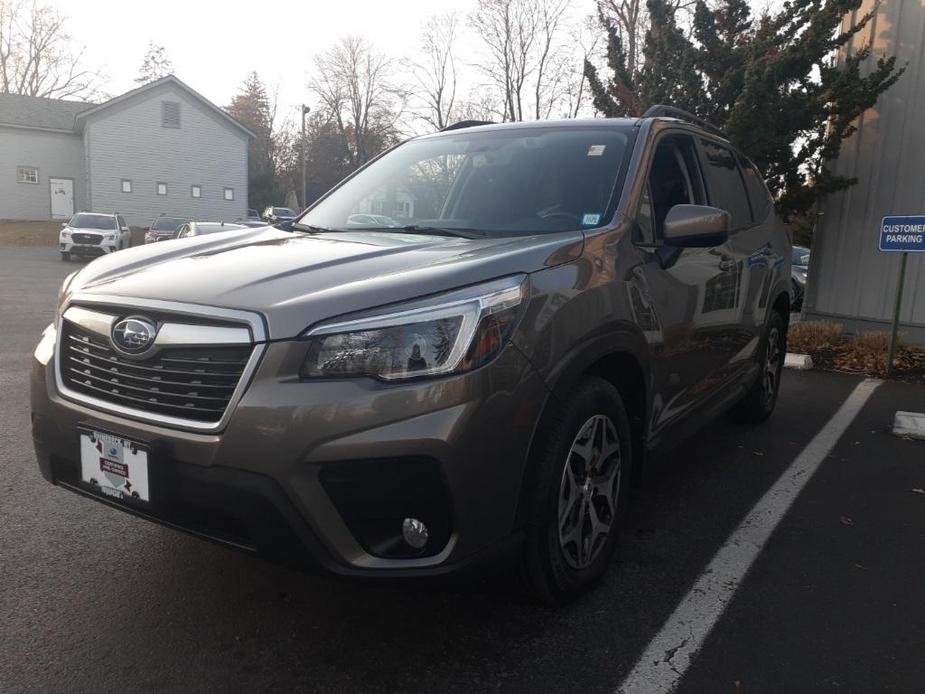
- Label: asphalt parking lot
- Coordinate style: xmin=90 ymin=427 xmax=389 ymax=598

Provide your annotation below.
xmin=2 ymin=245 xmax=924 ymax=694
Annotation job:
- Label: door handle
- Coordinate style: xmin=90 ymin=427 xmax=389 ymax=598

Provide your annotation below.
xmin=719 ymin=257 xmax=737 ymax=272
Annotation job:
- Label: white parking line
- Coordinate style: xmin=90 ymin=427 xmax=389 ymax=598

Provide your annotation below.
xmin=616 ymin=378 xmax=882 ymax=694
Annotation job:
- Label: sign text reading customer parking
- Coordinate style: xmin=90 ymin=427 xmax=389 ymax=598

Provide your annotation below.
xmin=880 ymin=216 xmax=925 ymax=252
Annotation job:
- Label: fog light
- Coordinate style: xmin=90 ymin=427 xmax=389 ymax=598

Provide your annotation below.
xmin=401 ymin=517 xmax=429 ymax=549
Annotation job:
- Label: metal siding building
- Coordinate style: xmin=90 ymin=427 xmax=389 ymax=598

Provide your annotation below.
xmin=0 ymin=76 xmax=252 ymax=228
xmin=805 ymin=0 xmax=925 ymax=343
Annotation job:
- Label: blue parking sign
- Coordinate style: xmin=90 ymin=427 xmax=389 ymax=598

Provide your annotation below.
xmin=880 ymin=216 xmax=925 ymax=252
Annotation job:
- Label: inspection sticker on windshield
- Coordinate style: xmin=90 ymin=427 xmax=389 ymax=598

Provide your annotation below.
xmin=80 ymin=430 xmax=150 ymax=503
xmin=587 ymin=145 xmax=607 ymax=156
xmin=581 ymin=213 xmax=601 ymax=226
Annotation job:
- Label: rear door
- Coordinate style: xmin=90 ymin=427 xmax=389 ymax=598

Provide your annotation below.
xmin=697 ymin=138 xmax=768 ymax=378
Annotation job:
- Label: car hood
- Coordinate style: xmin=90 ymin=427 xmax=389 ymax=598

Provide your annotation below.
xmin=66 ymin=226 xmax=582 ymax=339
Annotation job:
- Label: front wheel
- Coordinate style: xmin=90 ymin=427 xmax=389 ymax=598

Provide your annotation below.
xmin=731 ymin=311 xmax=786 ymax=424
xmin=521 ymin=377 xmax=632 ymax=603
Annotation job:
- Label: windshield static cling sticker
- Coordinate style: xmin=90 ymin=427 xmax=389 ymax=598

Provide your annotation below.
xmin=581 ymin=213 xmax=601 ymax=226
xmin=587 ymin=145 xmax=606 ymax=156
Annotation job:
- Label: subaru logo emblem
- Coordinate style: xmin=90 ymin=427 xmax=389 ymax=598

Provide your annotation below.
xmin=111 ymin=317 xmax=157 ymax=354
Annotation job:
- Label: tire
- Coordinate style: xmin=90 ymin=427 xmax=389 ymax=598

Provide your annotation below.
xmin=730 ymin=310 xmax=786 ymax=424
xmin=521 ymin=377 xmax=633 ymax=603
xmin=60 ymin=252 xmax=70 ymax=262
xmin=791 ymin=279 xmax=804 ymax=311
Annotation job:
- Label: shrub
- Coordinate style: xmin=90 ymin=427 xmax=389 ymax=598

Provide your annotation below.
xmin=787 ymin=320 xmax=844 ymax=353
xmin=834 ymin=332 xmax=893 ymax=376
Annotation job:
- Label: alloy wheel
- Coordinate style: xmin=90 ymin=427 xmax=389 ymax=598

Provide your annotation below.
xmin=557 ymin=414 xmax=623 ymax=570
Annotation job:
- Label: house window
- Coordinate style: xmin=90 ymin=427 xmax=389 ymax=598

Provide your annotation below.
xmin=157 ymin=182 xmax=168 ymax=196
xmin=121 ymin=179 xmax=132 ymax=193
xmin=161 ymin=101 xmax=181 ymax=128
xmin=17 ymin=166 xmax=38 ymax=184
xmin=191 ymin=184 xmax=201 ymax=198
xmin=223 ymin=187 xmax=234 ymax=201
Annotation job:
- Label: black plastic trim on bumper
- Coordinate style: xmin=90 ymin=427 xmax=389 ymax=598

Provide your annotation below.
xmin=43 ymin=448 xmax=522 ymax=580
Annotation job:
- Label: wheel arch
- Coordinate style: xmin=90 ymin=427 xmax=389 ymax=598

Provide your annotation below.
xmin=514 ymin=325 xmax=652 ymax=528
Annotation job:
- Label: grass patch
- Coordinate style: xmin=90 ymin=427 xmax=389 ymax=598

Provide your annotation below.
xmin=788 ymin=320 xmax=843 ymax=353
xmin=789 ymin=321 xmax=925 ymax=383
xmin=0 ymin=220 xmax=63 ymax=246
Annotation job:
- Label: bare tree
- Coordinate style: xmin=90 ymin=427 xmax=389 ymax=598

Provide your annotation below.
xmin=470 ymin=0 xmax=574 ymax=122
xmin=135 ymin=41 xmax=173 ymax=85
xmin=309 ymin=35 xmax=401 ymax=167
xmin=0 ymin=0 xmax=102 ymax=99
xmin=404 ymin=13 xmax=460 ymax=131
xmin=562 ymin=16 xmax=602 ymax=118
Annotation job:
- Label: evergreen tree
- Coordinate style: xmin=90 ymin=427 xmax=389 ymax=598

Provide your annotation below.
xmin=135 ymin=42 xmax=174 ymax=85
xmin=226 ymin=72 xmax=279 ymax=210
xmin=585 ymin=0 xmax=904 ymax=219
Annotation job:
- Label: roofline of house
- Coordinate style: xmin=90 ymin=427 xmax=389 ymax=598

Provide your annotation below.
xmin=0 ymin=121 xmax=80 ymax=135
xmin=74 ymin=74 xmax=255 ymax=138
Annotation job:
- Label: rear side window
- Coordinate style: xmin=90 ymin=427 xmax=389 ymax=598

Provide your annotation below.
xmin=738 ymin=155 xmax=772 ymax=222
xmin=699 ymin=139 xmax=751 ymax=230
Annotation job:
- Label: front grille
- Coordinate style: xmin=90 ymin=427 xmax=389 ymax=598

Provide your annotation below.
xmin=72 ymin=232 xmax=102 ymax=245
xmin=60 ymin=320 xmax=252 ymax=423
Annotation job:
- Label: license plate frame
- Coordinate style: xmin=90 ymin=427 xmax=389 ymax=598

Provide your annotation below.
xmin=78 ymin=428 xmax=151 ymax=504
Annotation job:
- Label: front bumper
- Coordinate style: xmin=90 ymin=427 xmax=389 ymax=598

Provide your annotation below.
xmin=31 ymin=336 xmax=549 ymax=577
xmin=60 ymin=239 xmax=119 ymax=256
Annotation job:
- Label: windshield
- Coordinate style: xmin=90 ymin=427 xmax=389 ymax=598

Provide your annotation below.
xmin=69 ymin=214 xmax=116 ymax=230
xmin=274 ymin=208 xmax=296 ymax=216
xmin=298 ymin=126 xmax=632 ymax=236
xmin=792 ymin=247 xmax=810 ymax=266
xmin=152 ymin=217 xmax=186 ymax=231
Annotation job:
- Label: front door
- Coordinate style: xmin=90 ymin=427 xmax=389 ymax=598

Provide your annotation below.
xmin=49 ymin=178 xmax=74 ymax=219
xmin=632 ymin=132 xmax=744 ymax=438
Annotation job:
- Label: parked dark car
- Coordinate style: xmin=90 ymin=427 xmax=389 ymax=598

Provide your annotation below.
xmin=32 ymin=107 xmax=791 ymax=602
xmin=143 ymin=216 xmax=188 ymax=244
xmin=791 ymin=245 xmax=810 ymax=310
xmin=262 ymin=206 xmax=297 ymax=224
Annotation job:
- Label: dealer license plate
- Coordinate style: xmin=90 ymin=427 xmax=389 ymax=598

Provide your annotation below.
xmin=79 ymin=430 xmax=150 ymax=503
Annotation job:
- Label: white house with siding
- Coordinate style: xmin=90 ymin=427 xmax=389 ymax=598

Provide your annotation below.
xmin=0 ymin=75 xmax=252 ymax=227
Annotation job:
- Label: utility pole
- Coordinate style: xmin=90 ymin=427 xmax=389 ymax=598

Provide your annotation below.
xmin=301 ymin=104 xmax=310 ymax=211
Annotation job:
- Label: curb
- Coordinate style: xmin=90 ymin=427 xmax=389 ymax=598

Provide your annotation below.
xmin=784 ymin=353 xmax=814 ymax=370
xmin=892 ymin=411 xmax=925 ymax=441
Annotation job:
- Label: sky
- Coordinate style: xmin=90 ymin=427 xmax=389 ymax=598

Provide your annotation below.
xmin=54 ymin=0 xmax=783 ymax=124
xmin=54 ymin=0 xmax=593 ymax=120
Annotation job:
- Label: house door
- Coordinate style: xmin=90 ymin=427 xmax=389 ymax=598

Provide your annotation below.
xmin=49 ymin=178 xmax=74 ymax=219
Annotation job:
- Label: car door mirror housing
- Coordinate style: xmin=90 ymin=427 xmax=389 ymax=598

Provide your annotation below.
xmin=663 ymin=204 xmax=730 ymax=247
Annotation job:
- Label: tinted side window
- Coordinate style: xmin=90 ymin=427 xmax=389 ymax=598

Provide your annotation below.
xmin=699 ymin=139 xmax=751 ymax=229
xmin=738 ymin=155 xmax=772 ymax=222
xmin=646 ymin=134 xmax=705 ymax=239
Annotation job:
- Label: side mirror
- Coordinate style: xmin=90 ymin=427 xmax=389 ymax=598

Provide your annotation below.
xmin=143 ymin=227 xmax=150 ymax=232
xmin=61 ymin=221 xmax=68 ymax=227
xmin=663 ymin=204 xmax=730 ymax=247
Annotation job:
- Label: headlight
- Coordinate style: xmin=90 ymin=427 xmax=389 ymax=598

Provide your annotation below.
xmin=300 ymin=276 xmax=526 ymax=381
xmin=56 ymin=270 xmax=78 ymax=321
xmin=60 ymin=230 xmax=71 ymax=238
xmin=104 ymin=233 xmax=115 ymax=240
xmin=34 ymin=323 xmax=57 ymax=366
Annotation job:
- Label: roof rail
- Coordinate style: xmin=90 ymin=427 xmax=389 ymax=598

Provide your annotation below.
xmin=641 ymin=105 xmax=725 ymax=138
xmin=440 ymin=120 xmax=494 ymax=132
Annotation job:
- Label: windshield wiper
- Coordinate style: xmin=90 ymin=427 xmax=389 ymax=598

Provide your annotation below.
xmin=290 ymin=222 xmax=343 ymax=234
